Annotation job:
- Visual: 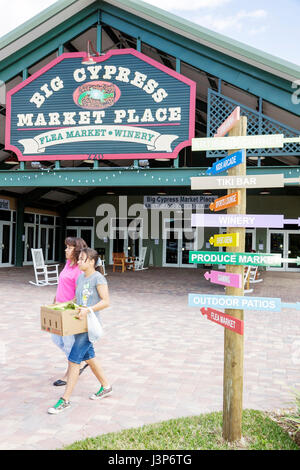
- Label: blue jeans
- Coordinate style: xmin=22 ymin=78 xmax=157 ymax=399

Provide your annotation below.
xmin=68 ymin=332 xmax=95 ymax=364
xmin=51 ymin=333 xmax=75 ymax=358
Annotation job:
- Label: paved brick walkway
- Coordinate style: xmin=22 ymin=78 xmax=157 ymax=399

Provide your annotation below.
xmin=0 ymin=266 xmax=299 ymax=449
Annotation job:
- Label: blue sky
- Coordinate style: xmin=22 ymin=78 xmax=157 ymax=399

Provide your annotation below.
xmin=1 ymin=0 xmax=300 ymax=66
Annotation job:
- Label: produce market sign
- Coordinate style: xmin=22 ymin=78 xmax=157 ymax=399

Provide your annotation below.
xmin=5 ymin=50 xmax=196 ymax=162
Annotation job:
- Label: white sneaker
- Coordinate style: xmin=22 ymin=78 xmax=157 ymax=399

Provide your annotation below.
xmin=90 ymin=385 xmax=112 ymax=400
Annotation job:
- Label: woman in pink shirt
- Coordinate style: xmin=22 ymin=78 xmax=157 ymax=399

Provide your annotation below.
xmin=52 ymin=237 xmax=87 ymax=386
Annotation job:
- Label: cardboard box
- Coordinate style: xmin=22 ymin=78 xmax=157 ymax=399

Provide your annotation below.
xmin=41 ymin=303 xmax=87 ymax=336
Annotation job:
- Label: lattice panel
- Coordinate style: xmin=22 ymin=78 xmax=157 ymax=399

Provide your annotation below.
xmin=207 ymin=90 xmax=300 ymax=158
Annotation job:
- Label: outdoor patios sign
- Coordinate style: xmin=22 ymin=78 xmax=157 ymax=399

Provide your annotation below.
xmin=5 ymin=49 xmax=196 ymax=161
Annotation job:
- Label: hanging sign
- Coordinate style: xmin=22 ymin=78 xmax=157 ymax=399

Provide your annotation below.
xmin=204 ymin=270 xmax=242 ymax=288
xmin=143 ymin=194 xmax=216 ymax=210
xmin=209 ymin=233 xmax=239 ymax=247
xmin=191 ymin=213 xmax=300 ymax=228
xmin=189 ymin=251 xmax=282 ymax=267
xmin=189 ymin=293 xmax=300 ymax=312
xmin=209 ymin=192 xmax=239 ymax=211
xmin=192 ymin=134 xmax=284 ymax=151
xmin=5 ymin=49 xmax=196 ymax=162
xmin=214 ymin=106 xmax=240 ymax=138
xmin=206 ymin=149 xmax=245 ymax=175
xmin=200 ymin=307 xmax=244 ymax=335
xmin=191 ymin=174 xmax=285 ymax=190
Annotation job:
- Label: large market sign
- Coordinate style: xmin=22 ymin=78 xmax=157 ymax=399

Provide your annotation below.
xmin=5 ymin=49 xmax=196 ymax=162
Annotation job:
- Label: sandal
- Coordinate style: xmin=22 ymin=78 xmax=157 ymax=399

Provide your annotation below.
xmin=79 ymin=364 xmax=89 ymax=375
xmin=53 ymin=379 xmax=67 ymax=386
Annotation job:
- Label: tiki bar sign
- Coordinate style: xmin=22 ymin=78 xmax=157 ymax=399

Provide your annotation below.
xmin=6 ymin=49 xmax=196 ymax=161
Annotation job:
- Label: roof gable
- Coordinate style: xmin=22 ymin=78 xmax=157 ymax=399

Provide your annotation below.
xmin=1 ymin=0 xmax=299 ymax=82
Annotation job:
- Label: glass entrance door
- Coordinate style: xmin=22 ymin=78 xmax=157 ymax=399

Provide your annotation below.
xmin=286 ymin=232 xmax=300 ymax=271
xmin=39 ymin=225 xmax=56 ymax=263
xmin=267 ymin=230 xmax=300 ymax=272
xmin=163 ymin=220 xmax=197 ymax=268
xmin=109 ymin=219 xmax=142 ymax=264
xmin=66 ymin=227 xmax=94 ymax=248
xmin=24 ymin=223 xmax=36 ymax=265
xmin=0 ymin=222 xmax=13 ymax=266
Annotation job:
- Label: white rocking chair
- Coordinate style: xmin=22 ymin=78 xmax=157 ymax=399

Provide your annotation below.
xmin=134 ymin=246 xmax=148 ymax=271
xmin=244 ymin=265 xmax=253 ymax=294
xmin=98 ymin=257 xmax=107 ymax=276
xmin=249 ymin=266 xmax=263 ymax=284
xmin=29 ymin=248 xmax=59 ymax=286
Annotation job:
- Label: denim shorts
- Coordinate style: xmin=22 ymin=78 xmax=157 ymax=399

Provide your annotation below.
xmin=68 ymin=332 xmax=95 ymax=364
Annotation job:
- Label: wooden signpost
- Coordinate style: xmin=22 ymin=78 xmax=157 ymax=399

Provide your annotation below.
xmin=221 ymin=116 xmax=246 ymax=442
xmin=190 ymin=109 xmax=300 ymax=443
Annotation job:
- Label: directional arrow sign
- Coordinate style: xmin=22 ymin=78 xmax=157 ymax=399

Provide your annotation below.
xmin=192 ymin=213 xmax=287 ymax=228
xmin=206 ymin=150 xmax=245 ymax=175
xmin=189 ymin=251 xmax=282 ymax=267
xmin=189 ymin=293 xmax=300 ymax=312
xmin=209 ymin=233 xmax=239 ymax=247
xmin=191 ymin=173 xmax=285 ymax=190
xmin=200 ymin=307 xmax=244 ymax=335
xmin=280 ymin=257 xmax=300 ymax=264
xmin=204 ymin=270 xmax=242 ymax=288
xmin=190 ymin=251 xmax=300 ymax=266
xmin=192 ymin=134 xmax=285 ymax=151
xmin=214 ymin=107 xmax=240 ymax=138
xmin=210 ymin=192 xmax=239 ymax=211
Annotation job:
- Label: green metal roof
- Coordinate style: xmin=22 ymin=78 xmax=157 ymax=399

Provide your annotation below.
xmin=1 ymin=0 xmax=299 ymax=81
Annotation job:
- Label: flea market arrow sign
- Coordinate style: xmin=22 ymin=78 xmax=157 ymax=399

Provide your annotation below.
xmin=206 ymin=149 xmax=245 ymax=175
xmin=200 ymin=307 xmax=244 ymax=335
xmin=5 ymin=49 xmax=196 ymax=162
xmin=189 ymin=293 xmax=300 ymax=312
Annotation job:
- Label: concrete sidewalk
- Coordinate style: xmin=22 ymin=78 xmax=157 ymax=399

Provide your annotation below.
xmin=0 ymin=266 xmax=299 ymax=449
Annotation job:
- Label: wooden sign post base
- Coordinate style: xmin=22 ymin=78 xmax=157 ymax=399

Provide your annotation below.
xmin=222 ymin=116 xmax=247 ymax=442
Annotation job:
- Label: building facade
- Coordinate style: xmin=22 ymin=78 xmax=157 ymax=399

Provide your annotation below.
xmin=0 ymin=0 xmax=300 ymax=271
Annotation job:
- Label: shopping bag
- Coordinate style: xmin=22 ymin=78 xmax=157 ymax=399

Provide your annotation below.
xmin=87 ymin=309 xmax=104 ymax=343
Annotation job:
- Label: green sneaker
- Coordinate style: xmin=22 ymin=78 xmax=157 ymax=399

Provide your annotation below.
xmin=90 ymin=385 xmax=112 ymax=400
xmin=48 ymin=397 xmax=71 ymax=414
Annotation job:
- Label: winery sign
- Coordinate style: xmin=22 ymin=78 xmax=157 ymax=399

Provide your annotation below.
xmin=5 ymin=49 xmax=196 ymax=162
